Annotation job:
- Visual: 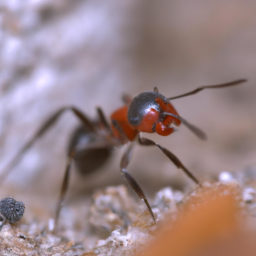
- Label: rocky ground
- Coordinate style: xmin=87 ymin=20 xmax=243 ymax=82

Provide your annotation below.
xmin=0 ymin=168 xmax=256 ymax=255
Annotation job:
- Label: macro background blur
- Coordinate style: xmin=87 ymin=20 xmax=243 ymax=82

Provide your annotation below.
xmin=0 ymin=0 xmax=255 ymax=222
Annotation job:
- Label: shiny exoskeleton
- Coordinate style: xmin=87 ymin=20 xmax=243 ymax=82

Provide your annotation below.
xmin=0 ymin=79 xmax=246 ymax=231
xmin=68 ymin=125 xmax=112 ymax=175
xmin=128 ymin=91 xmax=181 ymax=136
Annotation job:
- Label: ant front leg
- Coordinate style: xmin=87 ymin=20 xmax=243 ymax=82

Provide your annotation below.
xmin=0 ymin=106 xmax=96 ymax=183
xmin=120 ymin=143 xmax=156 ymax=224
xmin=138 ymin=135 xmax=201 ymax=185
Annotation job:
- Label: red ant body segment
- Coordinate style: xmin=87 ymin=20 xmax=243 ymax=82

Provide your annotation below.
xmin=0 ymin=79 xmax=246 ymax=231
xmin=111 ymin=105 xmax=138 ymax=142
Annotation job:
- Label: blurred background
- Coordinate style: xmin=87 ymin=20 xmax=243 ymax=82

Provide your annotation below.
xmin=0 ymin=0 xmax=255 ymax=223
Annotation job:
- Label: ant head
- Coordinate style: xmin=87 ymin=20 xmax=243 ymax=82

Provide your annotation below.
xmin=127 ymin=91 xmax=181 ymax=136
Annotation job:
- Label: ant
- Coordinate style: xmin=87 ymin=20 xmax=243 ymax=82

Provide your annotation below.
xmin=0 ymin=79 xmax=246 ymax=230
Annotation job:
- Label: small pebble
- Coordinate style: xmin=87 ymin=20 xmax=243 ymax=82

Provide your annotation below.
xmin=243 ymin=188 xmax=256 ymax=203
xmin=219 ymin=172 xmax=234 ymax=183
xmin=0 ymin=198 xmax=25 ymax=224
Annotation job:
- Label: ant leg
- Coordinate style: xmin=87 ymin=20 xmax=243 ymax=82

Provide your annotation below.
xmin=110 ymin=121 xmax=155 ymax=222
xmin=96 ymin=107 xmax=112 ymax=134
xmin=53 ymin=139 xmax=113 ymax=232
xmin=120 ymin=143 xmax=156 ymax=223
xmin=0 ymin=106 xmax=97 ymax=183
xmin=138 ymin=136 xmax=200 ymax=185
xmin=54 ymin=147 xmax=76 ymax=231
xmin=111 ymin=119 xmax=130 ymax=143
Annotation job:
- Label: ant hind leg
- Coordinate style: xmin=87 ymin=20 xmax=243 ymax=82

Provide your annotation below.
xmin=0 ymin=106 xmax=97 ymax=183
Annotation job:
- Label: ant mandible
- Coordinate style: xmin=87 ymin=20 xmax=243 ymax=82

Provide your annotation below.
xmin=0 ymin=79 xmax=246 ymax=230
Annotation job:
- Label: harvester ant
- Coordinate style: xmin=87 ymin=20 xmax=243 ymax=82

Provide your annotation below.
xmin=0 ymin=79 xmax=246 ymax=230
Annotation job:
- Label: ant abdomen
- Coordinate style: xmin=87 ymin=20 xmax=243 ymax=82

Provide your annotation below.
xmin=67 ymin=125 xmax=112 ymax=175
